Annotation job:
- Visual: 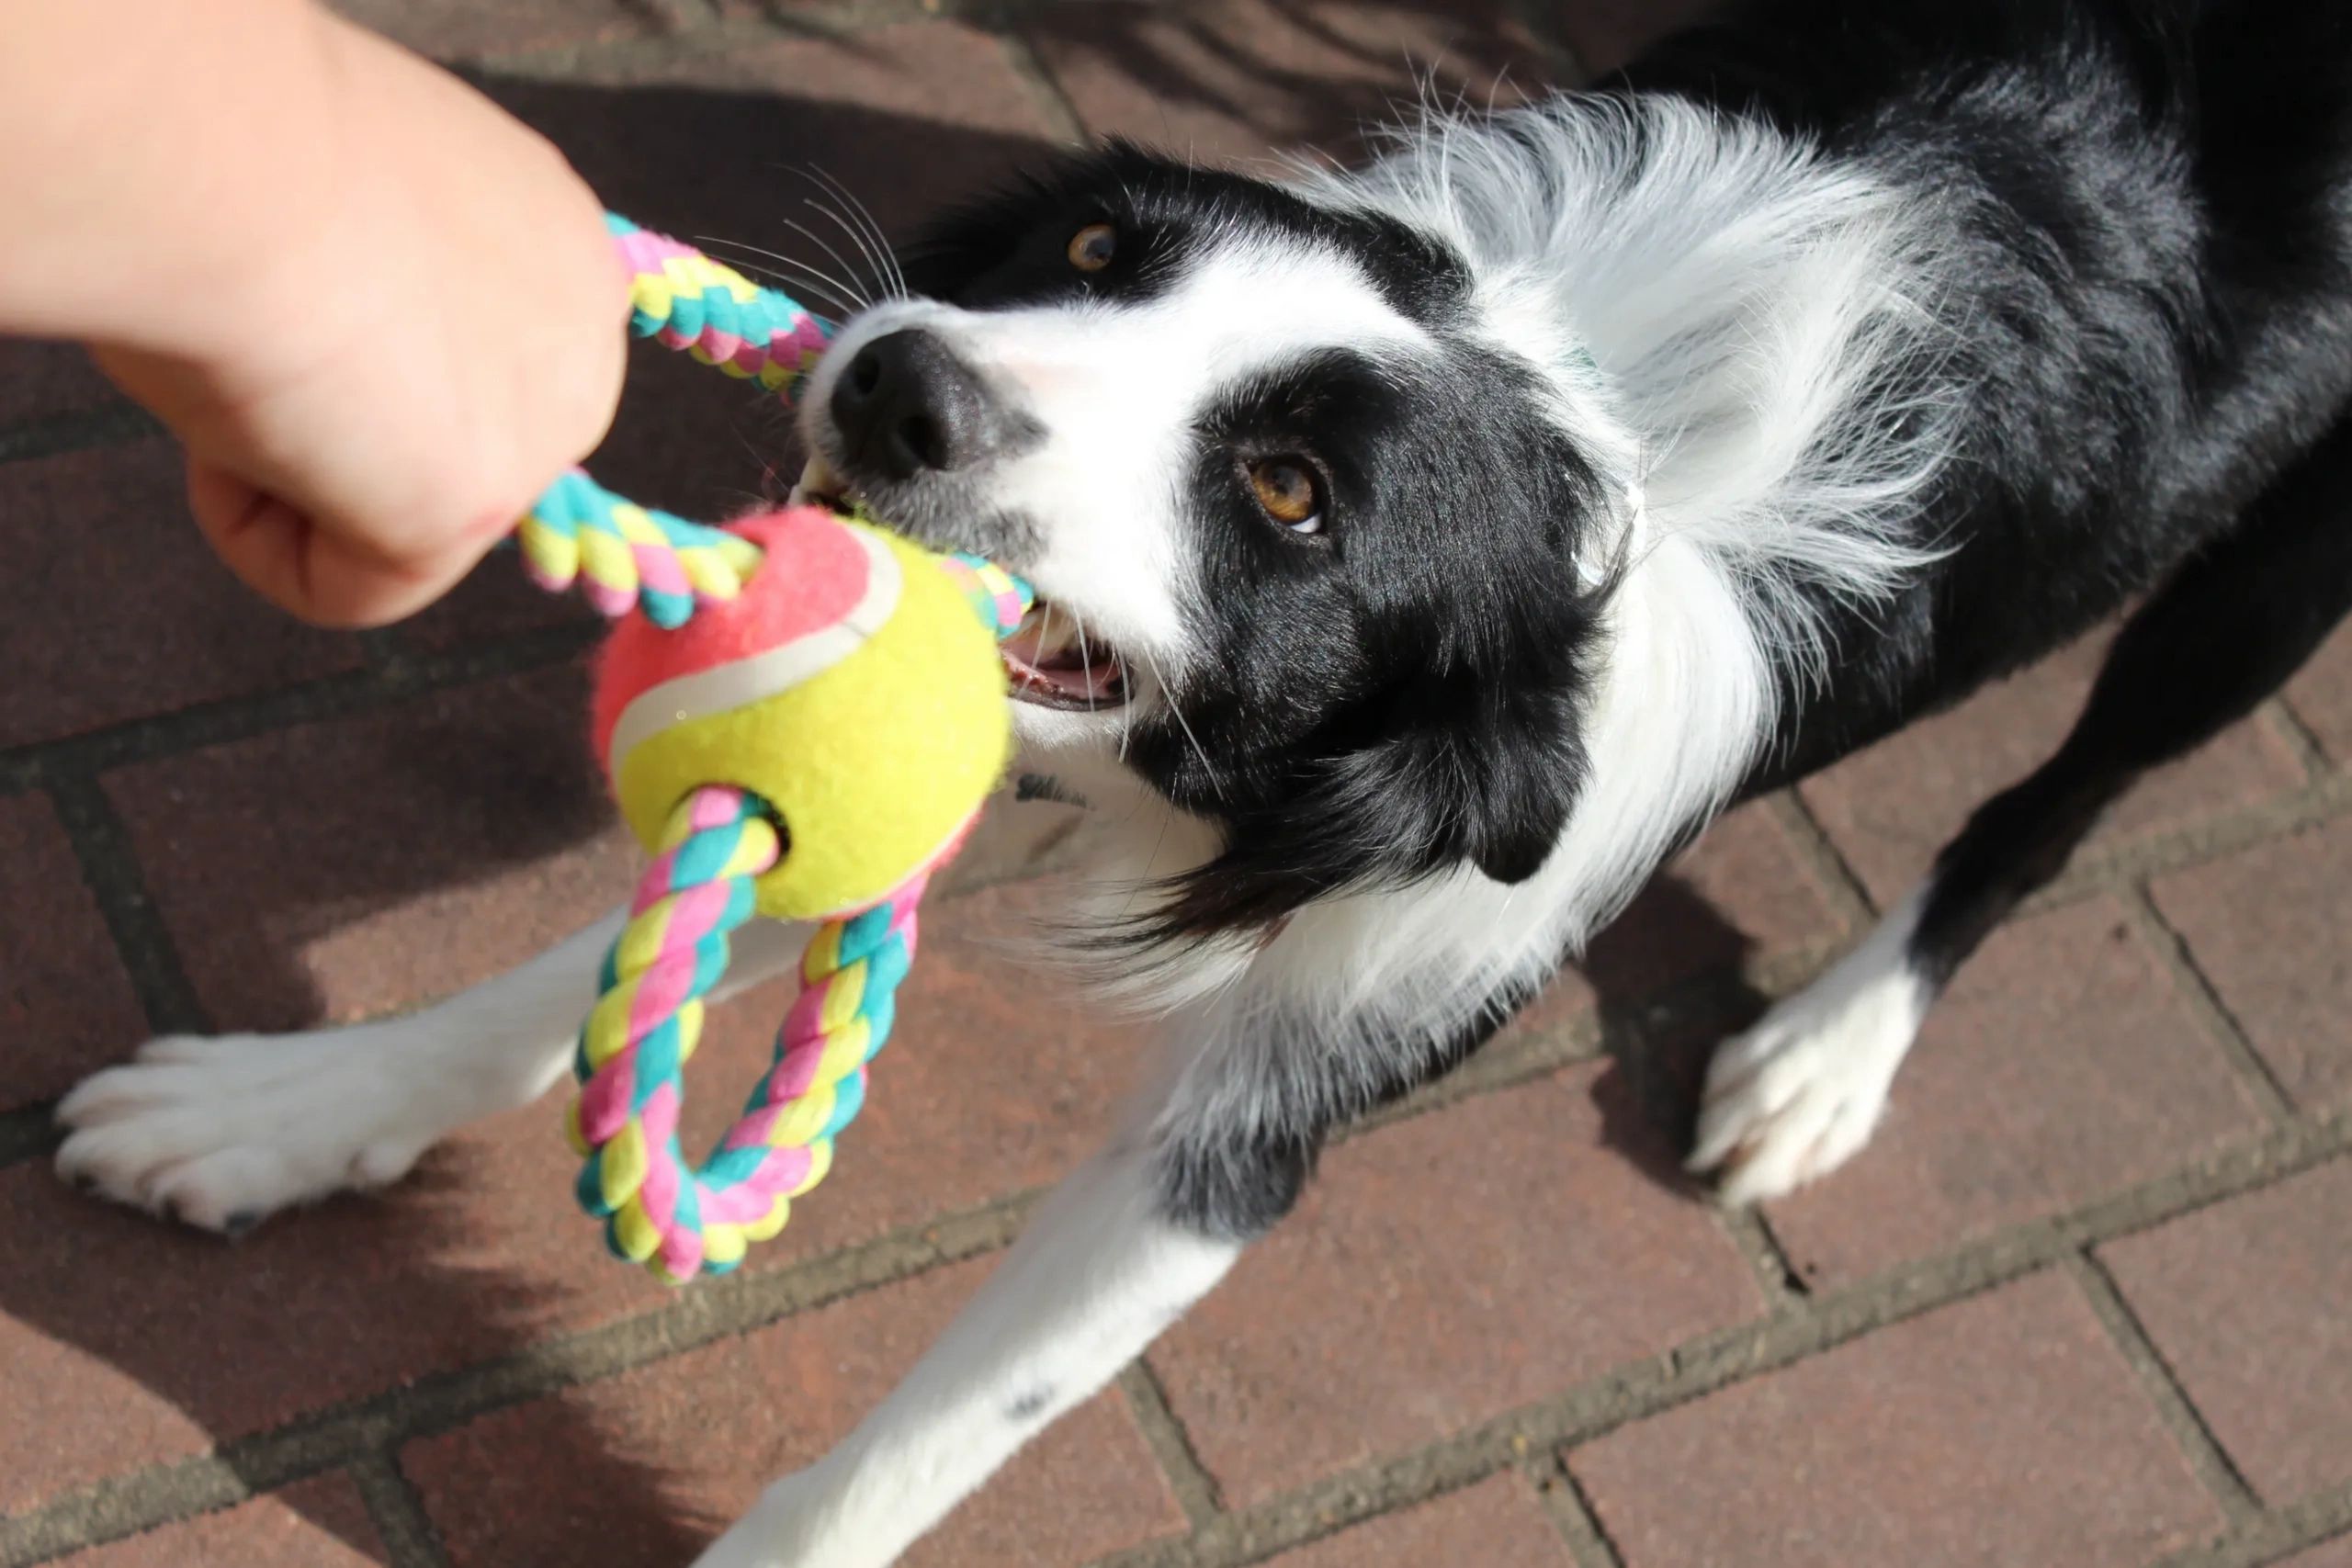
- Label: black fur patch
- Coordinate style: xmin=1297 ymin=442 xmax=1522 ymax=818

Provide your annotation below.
xmin=1151 ymin=1123 xmax=1317 ymax=1241
xmin=1626 ymin=0 xmax=2352 ymax=787
xmin=1116 ymin=340 xmax=1608 ymax=942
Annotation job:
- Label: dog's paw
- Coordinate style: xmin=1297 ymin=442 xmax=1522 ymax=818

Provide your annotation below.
xmin=55 ymin=1028 xmax=435 ymax=1234
xmin=1687 ymin=956 xmax=1930 ymax=1206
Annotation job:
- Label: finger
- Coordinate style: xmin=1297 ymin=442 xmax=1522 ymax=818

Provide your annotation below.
xmin=186 ymin=460 xmax=471 ymax=627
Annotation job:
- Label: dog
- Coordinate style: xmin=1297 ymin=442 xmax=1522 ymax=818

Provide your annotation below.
xmin=54 ymin=0 xmax=2352 ymax=1562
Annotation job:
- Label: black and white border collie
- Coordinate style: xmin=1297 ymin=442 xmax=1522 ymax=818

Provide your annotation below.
xmin=55 ymin=1 xmax=2352 ymax=1562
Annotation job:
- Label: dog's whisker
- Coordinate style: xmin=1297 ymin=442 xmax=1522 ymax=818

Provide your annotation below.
xmin=804 ymin=197 xmax=891 ymax=307
xmin=696 ymin=234 xmax=869 ymax=315
xmin=803 ymin=193 xmax=899 ymax=309
xmin=701 ymin=253 xmax=862 ymax=320
xmin=809 ymin=164 xmax=909 ymax=300
xmin=1136 ymin=647 xmax=1219 ymax=796
xmin=771 ymin=215 xmax=879 ymax=312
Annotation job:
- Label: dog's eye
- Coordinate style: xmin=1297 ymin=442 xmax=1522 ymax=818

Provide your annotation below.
xmin=1067 ymin=222 xmax=1117 ymax=273
xmin=1248 ymin=457 xmax=1324 ymax=535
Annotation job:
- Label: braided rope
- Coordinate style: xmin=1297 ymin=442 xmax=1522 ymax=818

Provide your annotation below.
xmin=564 ymin=784 xmax=945 ymax=1283
xmin=560 ymin=546 xmax=1028 ymax=1284
xmin=518 ymin=215 xmax=1035 ymax=1283
xmin=607 ymin=214 xmax=831 ymax=400
xmin=512 ymin=216 xmax=831 ymax=627
xmin=517 ymin=468 xmax=766 ymax=627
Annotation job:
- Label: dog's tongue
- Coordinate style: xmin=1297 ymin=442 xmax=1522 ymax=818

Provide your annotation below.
xmin=1002 ymin=620 xmax=1121 ymax=700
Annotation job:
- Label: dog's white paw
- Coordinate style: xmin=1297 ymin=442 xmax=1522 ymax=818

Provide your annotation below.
xmin=1688 ymin=899 xmax=1934 ymax=1206
xmin=55 ymin=1027 xmax=439 ymax=1234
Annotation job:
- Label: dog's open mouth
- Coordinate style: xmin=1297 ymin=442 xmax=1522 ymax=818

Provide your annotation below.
xmin=998 ymin=601 xmax=1130 ymax=711
xmin=796 ymin=457 xmax=1131 ymax=712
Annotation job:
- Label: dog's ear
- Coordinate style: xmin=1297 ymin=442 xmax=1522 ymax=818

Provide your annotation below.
xmin=1135 ymin=652 xmax=1589 ymax=942
xmin=1341 ymin=659 xmax=1589 ymax=886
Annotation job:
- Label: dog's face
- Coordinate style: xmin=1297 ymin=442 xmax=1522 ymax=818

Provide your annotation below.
xmin=801 ymin=145 xmax=1610 ymax=938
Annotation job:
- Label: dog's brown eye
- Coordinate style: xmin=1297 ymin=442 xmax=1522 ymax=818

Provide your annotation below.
xmin=1067 ymin=222 xmax=1117 ymax=272
xmin=1248 ymin=457 xmax=1323 ymax=534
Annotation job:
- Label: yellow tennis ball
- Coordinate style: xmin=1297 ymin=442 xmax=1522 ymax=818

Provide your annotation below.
xmin=593 ymin=507 xmax=1012 ymax=919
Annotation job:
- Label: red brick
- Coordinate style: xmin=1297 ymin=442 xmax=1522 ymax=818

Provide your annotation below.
xmin=2285 ymin=622 xmax=2352 ymax=764
xmin=0 ymin=440 xmax=363 ymax=749
xmin=1262 ymin=1474 xmax=1576 ymax=1568
xmin=0 ymin=1129 xmax=642 ymax=1511
xmin=1569 ymin=1269 xmax=2223 ymax=1567
xmin=2148 ymin=818 xmax=2352 ymax=1111
xmin=105 ymin=661 xmax=638 ymax=1032
xmin=0 ymin=337 xmax=117 ymax=424
xmin=1561 ymin=796 xmax=1847 ymax=1013
xmin=53 ymin=1477 xmax=383 ymax=1567
xmin=1031 ymin=0 xmax=1555 ymax=167
xmin=1762 ymin=897 xmax=2264 ymax=1287
xmin=329 ymin=0 xmax=667 ymax=60
xmin=1148 ymin=1065 xmax=1764 ymax=1506
xmin=0 ymin=794 xmax=148 ymax=1110
xmin=6 ymin=871 xmax=1129 ymax=1507
xmin=1799 ymin=627 xmax=2306 ymax=907
xmin=492 ymin=22 xmax=1053 ymax=242
xmin=2098 ymin=1158 xmax=2352 ymax=1506
xmin=1555 ymin=0 xmax=1727 ymax=75
xmin=403 ymin=1257 xmax=1188 ymax=1568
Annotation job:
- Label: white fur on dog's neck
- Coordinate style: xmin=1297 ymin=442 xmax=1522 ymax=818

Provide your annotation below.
xmin=1052 ymin=95 xmax=1962 ymax=1143
xmin=1297 ymin=96 xmax=1960 ymax=682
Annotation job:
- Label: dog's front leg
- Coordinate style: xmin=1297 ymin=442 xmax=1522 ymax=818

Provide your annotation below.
xmin=56 ymin=907 xmax=808 ymax=1231
xmin=694 ymin=1113 xmax=1282 ymax=1568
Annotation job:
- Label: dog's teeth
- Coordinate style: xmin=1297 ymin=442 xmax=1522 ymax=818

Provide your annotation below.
xmin=791 ymin=455 xmax=841 ymax=506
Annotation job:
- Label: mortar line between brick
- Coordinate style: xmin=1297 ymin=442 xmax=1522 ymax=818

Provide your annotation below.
xmin=995 ymin=27 xmax=1091 ymax=146
xmin=463 ymin=0 xmax=1140 ymax=76
xmin=1528 ymin=1451 xmax=1627 ymax=1568
xmin=2154 ymin=1482 xmax=2352 ymax=1568
xmin=2259 ymin=696 xmax=2333 ymax=784
xmin=465 ymin=0 xmax=949 ymax=77
xmin=1116 ymin=1360 xmax=1227 ymax=1529
xmin=1093 ymin=1107 xmax=2352 ymax=1568
xmin=0 ymin=404 xmax=161 ymax=465
xmin=1766 ymin=789 xmax=1883 ymax=927
xmin=2022 ymin=771 xmax=2352 ymax=918
xmin=2063 ymin=1250 xmax=2265 ymax=1526
xmin=2120 ymin=884 xmax=2298 ymax=1122
xmin=346 ymin=1448 xmax=455 ymax=1568
xmin=1716 ymin=1204 xmax=1807 ymax=1314
xmin=1498 ymin=0 xmax=1592 ymax=83
xmin=0 ymin=621 xmax=599 ymax=797
xmin=47 ymin=776 xmax=212 ymax=1037
xmin=0 ymin=1194 xmax=1036 ymax=1567
xmin=0 ymin=1453 xmax=273 ymax=1568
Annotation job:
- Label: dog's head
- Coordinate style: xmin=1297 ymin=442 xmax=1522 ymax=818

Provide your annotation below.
xmin=799 ymin=143 xmax=1614 ymax=941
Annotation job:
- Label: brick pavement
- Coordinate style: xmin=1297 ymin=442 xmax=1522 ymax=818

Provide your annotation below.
xmin=5 ymin=3 xmax=2349 ymax=1565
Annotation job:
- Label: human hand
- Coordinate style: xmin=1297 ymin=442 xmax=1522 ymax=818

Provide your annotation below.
xmin=81 ymin=12 xmax=629 ymax=626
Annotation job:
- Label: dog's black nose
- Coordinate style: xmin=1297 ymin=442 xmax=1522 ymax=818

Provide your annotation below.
xmin=830 ymin=329 xmax=1011 ymax=480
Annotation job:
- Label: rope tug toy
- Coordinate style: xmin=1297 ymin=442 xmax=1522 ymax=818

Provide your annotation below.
xmin=515 ymin=214 xmax=1033 ymax=1284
